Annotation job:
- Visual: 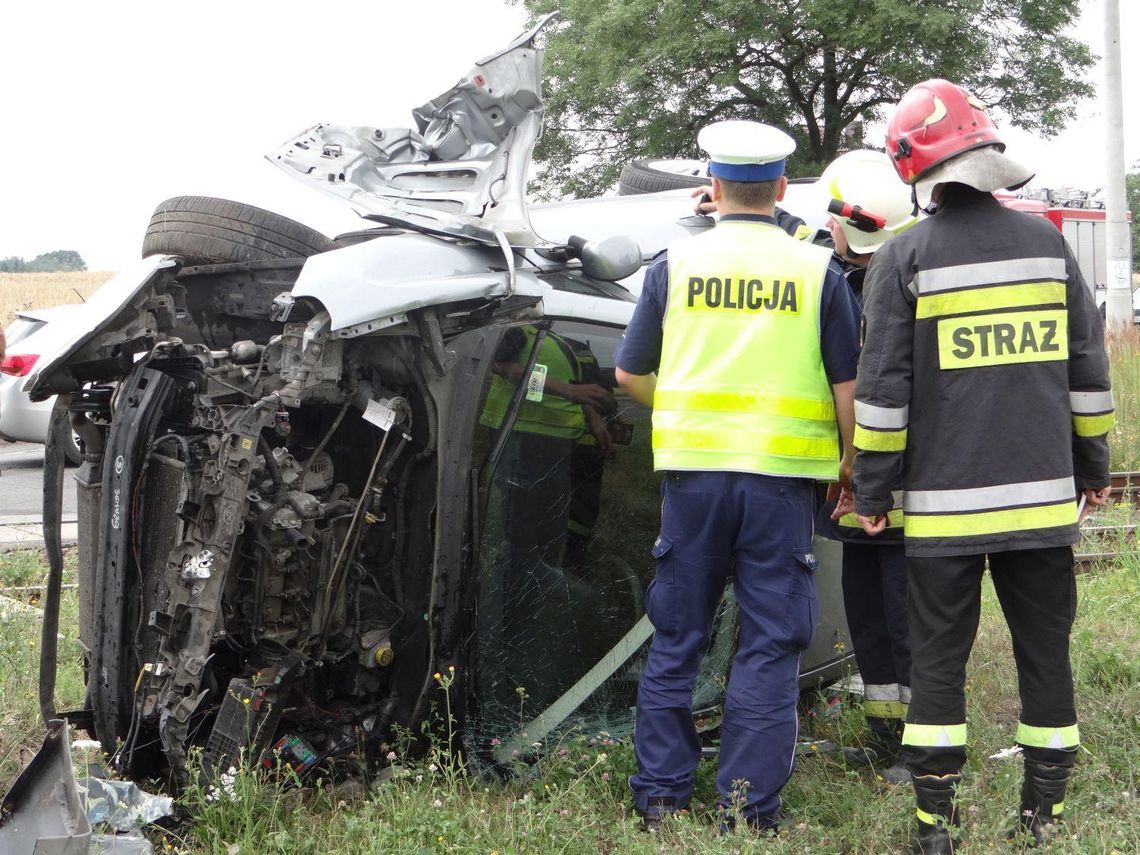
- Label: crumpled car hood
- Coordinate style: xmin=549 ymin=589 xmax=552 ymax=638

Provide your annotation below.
xmin=268 ymin=13 xmax=557 ymax=248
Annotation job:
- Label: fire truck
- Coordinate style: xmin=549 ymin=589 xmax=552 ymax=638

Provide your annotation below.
xmin=997 ymin=192 xmax=1137 ymax=320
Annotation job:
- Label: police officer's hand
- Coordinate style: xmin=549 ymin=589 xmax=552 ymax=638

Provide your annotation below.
xmin=691 ymin=186 xmax=717 ymax=215
xmin=828 ymin=485 xmax=854 ymax=520
xmin=567 ymin=383 xmax=615 ymax=409
xmin=856 ymin=514 xmax=888 ymax=536
xmin=837 ymin=452 xmax=854 ymax=491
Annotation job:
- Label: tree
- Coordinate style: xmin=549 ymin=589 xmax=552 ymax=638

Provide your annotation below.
xmin=27 ymin=250 xmax=86 ymax=272
xmin=522 ymin=0 xmax=1095 ymax=198
xmin=1127 ymin=171 xmax=1140 ymax=272
xmin=0 ymin=251 xmax=87 ymax=273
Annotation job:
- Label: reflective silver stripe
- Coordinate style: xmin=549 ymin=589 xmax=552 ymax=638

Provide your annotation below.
xmin=915 ymin=257 xmax=1067 ymax=295
xmin=1070 ymin=390 xmax=1115 ymax=414
xmin=855 ymin=401 xmax=909 ymax=430
xmin=864 ymin=683 xmax=901 ymax=701
xmin=905 ymin=476 xmax=1075 ymax=514
xmin=899 ymin=685 xmax=912 ymax=705
xmin=891 ymin=490 xmax=905 ymax=510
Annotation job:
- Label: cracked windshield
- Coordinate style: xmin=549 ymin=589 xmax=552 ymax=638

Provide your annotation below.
xmin=470 ymin=321 xmax=738 ymax=754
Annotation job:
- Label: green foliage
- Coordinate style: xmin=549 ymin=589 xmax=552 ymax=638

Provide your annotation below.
xmin=1127 ymin=171 xmax=1140 ymax=271
xmin=522 ymin=0 xmax=1095 ymax=197
xmin=0 ymin=250 xmax=87 ymax=273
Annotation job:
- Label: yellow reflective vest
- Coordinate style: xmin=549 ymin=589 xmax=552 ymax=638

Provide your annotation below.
xmin=480 ymin=326 xmax=586 ymax=440
xmin=652 ymin=219 xmax=839 ymax=478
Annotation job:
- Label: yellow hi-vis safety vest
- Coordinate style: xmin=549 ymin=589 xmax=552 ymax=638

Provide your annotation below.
xmin=653 ymin=219 xmax=839 ymax=479
xmin=479 ymin=326 xmax=586 ymax=440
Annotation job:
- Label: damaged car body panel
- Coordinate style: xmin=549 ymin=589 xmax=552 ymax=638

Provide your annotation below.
xmin=5 ymin=19 xmax=853 ymax=847
xmin=269 ymin=13 xmax=557 ymax=247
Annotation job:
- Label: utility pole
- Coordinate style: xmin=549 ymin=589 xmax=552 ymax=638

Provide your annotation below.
xmin=1103 ymin=0 xmax=1132 ymax=329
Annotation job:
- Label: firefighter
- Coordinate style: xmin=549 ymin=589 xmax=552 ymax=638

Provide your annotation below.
xmin=615 ymin=120 xmax=860 ymax=832
xmin=852 ymin=80 xmax=1114 ymax=853
xmin=814 ymin=149 xmax=918 ymax=785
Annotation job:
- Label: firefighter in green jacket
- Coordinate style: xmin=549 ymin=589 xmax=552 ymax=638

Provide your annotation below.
xmin=854 ymin=80 xmax=1114 ymax=854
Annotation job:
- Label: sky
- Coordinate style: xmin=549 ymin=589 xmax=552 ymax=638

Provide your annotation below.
xmin=0 ymin=0 xmax=1135 ymax=271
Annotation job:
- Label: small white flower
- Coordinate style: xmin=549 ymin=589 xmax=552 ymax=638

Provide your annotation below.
xmin=71 ymin=739 xmax=102 ymax=751
xmin=386 ymin=751 xmax=397 ymax=761
xmin=428 ymin=763 xmax=438 ymax=772
xmin=415 ymin=774 xmax=423 ymax=782
xmin=433 ymin=798 xmax=443 ymax=808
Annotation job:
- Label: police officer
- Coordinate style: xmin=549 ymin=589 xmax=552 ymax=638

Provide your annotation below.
xmin=615 ymin=120 xmax=861 ymax=832
xmin=814 ymin=150 xmax=918 ymax=785
xmin=852 ymin=80 xmax=1114 ymax=853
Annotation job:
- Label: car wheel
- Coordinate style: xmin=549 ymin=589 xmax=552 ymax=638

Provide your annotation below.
xmin=141 ymin=196 xmax=338 ymax=265
xmin=617 ymin=159 xmax=709 ymax=196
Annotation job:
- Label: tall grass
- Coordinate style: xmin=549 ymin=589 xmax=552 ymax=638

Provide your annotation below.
xmin=1 ymin=549 xmax=1137 ymax=853
xmin=1108 ymin=325 xmax=1140 ymax=471
xmin=0 ymin=271 xmax=115 ymax=327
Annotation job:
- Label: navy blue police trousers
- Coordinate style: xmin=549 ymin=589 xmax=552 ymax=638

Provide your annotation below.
xmin=630 ymin=471 xmax=818 ymax=821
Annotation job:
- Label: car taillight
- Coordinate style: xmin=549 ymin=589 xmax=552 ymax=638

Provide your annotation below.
xmin=0 ymin=354 xmax=39 ymax=377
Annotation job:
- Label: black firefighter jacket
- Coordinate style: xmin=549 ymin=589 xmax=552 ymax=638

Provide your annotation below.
xmin=852 ymin=185 xmax=1113 ymax=558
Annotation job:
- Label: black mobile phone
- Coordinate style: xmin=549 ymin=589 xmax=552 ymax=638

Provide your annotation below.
xmin=608 ymin=419 xmax=635 ymax=446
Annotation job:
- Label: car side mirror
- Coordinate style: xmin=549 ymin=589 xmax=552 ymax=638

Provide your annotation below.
xmin=567 ymin=234 xmax=642 ymax=282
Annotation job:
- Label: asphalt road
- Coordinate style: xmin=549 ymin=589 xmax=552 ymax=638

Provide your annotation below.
xmin=0 ymin=440 xmax=79 ymax=519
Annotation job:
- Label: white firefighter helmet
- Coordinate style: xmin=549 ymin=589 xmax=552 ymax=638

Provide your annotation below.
xmin=820 ymin=149 xmax=918 ymax=254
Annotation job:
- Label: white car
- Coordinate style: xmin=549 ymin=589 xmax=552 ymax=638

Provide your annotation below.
xmin=8 ymin=15 xmax=854 ymax=823
xmin=1 ymin=305 xmax=84 ymax=464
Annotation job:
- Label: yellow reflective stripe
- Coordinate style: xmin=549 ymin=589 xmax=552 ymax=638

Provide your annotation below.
xmin=855 ymin=425 xmax=907 ymax=452
xmin=838 ymin=509 xmax=904 ymax=528
xmin=1073 ymin=412 xmax=1115 ymax=437
xmin=936 ymin=309 xmax=1068 ymax=370
xmin=1053 ymin=801 xmax=1065 ymax=816
xmin=903 ymin=723 xmax=967 ymax=747
xmin=906 ymin=500 xmax=1077 ymax=539
xmin=653 ymin=389 xmax=835 ymax=421
xmin=916 ymin=281 xmax=1066 ymax=319
xmin=864 ymin=699 xmax=908 ymax=719
xmin=653 ymin=428 xmax=838 ymax=460
xmin=794 ymin=223 xmax=814 ymax=241
xmin=1015 ymin=723 xmax=1080 ymax=749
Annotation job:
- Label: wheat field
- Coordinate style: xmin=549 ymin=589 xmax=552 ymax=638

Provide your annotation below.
xmin=0 ymin=271 xmax=116 ymax=327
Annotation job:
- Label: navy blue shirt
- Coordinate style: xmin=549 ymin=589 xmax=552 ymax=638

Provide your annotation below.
xmin=615 ymin=214 xmax=861 ymax=383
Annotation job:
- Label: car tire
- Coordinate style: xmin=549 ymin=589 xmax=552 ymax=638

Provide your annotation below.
xmin=617 ymin=159 xmax=708 ymax=196
xmin=141 ymin=196 xmax=338 ymax=265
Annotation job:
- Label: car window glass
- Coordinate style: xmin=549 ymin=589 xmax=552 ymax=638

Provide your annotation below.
xmin=4 ymin=317 xmax=45 ymax=348
xmin=536 ymin=272 xmax=637 ymax=303
xmin=469 ymin=320 xmax=738 ymax=759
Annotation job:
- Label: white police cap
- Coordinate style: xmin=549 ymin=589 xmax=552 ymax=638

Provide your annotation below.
xmin=698 ymin=120 xmax=796 ymax=182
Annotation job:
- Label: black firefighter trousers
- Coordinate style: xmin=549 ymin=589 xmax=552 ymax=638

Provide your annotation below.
xmin=904 ymin=546 xmax=1078 ymax=776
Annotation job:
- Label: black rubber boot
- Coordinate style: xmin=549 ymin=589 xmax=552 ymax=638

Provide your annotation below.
xmin=908 ymin=773 xmax=959 ymax=854
xmin=843 ymin=716 xmax=903 ymax=766
xmin=844 ymin=717 xmax=911 ymax=784
xmin=1017 ymin=749 xmax=1076 ymax=846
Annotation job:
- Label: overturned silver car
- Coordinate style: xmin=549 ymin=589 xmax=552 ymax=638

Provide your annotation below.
xmin=9 ymin=15 xmax=851 ymax=824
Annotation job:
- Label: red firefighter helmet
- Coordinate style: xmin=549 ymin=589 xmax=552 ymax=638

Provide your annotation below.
xmin=885 ymin=79 xmax=1003 ymax=184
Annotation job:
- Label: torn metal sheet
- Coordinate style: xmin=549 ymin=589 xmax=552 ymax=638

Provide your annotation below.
xmin=0 ymin=722 xmax=92 ymax=854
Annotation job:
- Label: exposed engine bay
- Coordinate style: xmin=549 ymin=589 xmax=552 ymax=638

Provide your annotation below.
xmin=57 ymin=258 xmax=519 ymax=788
